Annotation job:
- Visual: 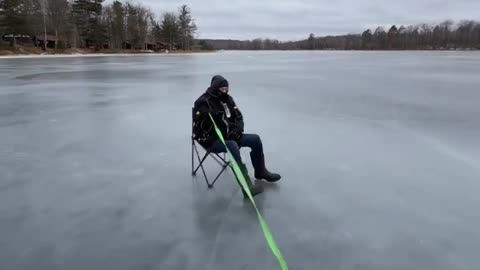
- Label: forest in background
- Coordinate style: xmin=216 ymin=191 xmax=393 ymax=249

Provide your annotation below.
xmin=1 ymin=1 xmax=480 ymax=53
xmin=199 ymin=20 xmax=480 ymax=51
xmin=0 ymin=0 xmax=198 ymax=51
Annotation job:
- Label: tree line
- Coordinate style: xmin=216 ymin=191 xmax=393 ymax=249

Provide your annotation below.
xmin=0 ymin=0 xmax=197 ymax=51
xmin=200 ymin=20 xmax=480 ymax=50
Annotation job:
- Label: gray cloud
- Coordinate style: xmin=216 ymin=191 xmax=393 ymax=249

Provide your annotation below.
xmin=115 ymin=0 xmax=480 ymax=40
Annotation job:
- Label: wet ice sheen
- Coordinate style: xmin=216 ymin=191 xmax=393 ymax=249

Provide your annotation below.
xmin=1 ymin=51 xmax=480 ymax=270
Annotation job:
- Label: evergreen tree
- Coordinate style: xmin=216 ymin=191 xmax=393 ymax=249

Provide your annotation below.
xmin=177 ymin=4 xmax=196 ymax=50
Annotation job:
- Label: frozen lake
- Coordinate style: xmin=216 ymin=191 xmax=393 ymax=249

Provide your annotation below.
xmin=1 ymin=51 xmax=480 ymax=270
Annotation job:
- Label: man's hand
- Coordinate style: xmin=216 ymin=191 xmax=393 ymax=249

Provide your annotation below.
xmin=229 ymin=128 xmax=243 ymax=141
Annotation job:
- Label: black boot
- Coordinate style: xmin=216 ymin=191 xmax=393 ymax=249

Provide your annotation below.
xmin=236 ymin=163 xmax=264 ymax=198
xmin=251 ymin=153 xmax=281 ymax=182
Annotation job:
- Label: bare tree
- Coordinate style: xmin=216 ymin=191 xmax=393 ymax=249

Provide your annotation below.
xmin=361 ymin=29 xmax=372 ymax=49
xmin=387 ymin=25 xmax=398 ymax=49
xmin=440 ymin=20 xmax=454 ymax=49
xmin=432 ymin=25 xmax=443 ymax=49
xmin=160 ymin=11 xmax=178 ymax=50
xmin=46 ymin=0 xmax=69 ymax=49
xmin=106 ymin=0 xmax=124 ymax=49
xmin=474 ymin=23 xmax=480 ymax=49
xmin=398 ymin=25 xmax=407 ymax=49
xmin=374 ymin=26 xmax=386 ymax=49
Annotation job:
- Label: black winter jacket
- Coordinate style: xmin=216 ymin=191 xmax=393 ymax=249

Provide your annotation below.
xmin=193 ymin=75 xmax=244 ymax=148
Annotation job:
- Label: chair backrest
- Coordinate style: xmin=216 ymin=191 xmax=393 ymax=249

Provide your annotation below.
xmin=192 ymin=107 xmax=203 ymax=142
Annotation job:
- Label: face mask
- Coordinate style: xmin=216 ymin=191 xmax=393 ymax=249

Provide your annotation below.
xmin=219 ymin=86 xmax=229 ymax=95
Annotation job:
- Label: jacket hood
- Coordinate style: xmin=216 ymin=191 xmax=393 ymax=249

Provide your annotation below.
xmin=207 ymin=75 xmax=229 ymax=97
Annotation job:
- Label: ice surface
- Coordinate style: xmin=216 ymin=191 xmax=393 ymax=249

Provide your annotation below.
xmin=1 ymin=51 xmax=480 ymax=270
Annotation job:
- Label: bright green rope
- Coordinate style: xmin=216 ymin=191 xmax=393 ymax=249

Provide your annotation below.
xmin=208 ymin=113 xmax=289 ymax=270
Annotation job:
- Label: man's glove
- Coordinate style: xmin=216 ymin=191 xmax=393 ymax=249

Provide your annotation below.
xmin=229 ymin=128 xmax=243 ymax=141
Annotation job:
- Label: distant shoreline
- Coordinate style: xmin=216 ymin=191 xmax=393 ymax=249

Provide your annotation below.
xmin=0 ymin=52 xmax=215 ymax=59
xmin=1 ymin=49 xmax=479 ymax=59
xmin=0 ymin=49 xmax=216 ymax=59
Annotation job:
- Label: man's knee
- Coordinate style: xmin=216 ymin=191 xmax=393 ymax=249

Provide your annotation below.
xmin=251 ymin=134 xmax=261 ymax=143
xmin=247 ymin=134 xmax=262 ymax=147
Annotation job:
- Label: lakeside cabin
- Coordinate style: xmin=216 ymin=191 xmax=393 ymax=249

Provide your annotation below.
xmin=2 ymin=34 xmax=32 ymax=46
xmin=121 ymin=41 xmax=176 ymax=51
xmin=2 ymin=34 xmax=65 ymax=49
xmin=2 ymin=34 xmax=179 ymax=52
xmin=33 ymin=35 xmax=62 ymax=49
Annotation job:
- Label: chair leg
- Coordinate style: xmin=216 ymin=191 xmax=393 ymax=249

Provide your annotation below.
xmin=192 ymin=143 xmax=203 ymax=174
xmin=191 ymin=140 xmax=195 ymax=175
xmin=211 ymin=162 xmax=230 ymax=187
xmin=191 ymin=141 xmax=230 ymax=189
xmin=194 ymin=147 xmax=211 ymax=188
xmin=193 ymin=151 xmax=209 ymax=175
xmin=201 ymin=165 xmax=213 ymax=189
xmin=212 ymin=152 xmax=229 ymax=166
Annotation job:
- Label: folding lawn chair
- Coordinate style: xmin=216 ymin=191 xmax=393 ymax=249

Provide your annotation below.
xmin=191 ymin=107 xmax=232 ymax=188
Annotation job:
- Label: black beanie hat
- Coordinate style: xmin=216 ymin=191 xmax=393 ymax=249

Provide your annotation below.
xmin=219 ymin=79 xmax=229 ymax=88
xmin=210 ymin=75 xmax=229 ymax=90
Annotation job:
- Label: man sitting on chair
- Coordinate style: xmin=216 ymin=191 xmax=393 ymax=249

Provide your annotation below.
xmin=193 ymin=75 xmax=281 ymax=197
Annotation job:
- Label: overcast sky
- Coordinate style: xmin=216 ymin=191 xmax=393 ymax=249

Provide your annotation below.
xmin=122 ymin=0 xmax=480 ymax=40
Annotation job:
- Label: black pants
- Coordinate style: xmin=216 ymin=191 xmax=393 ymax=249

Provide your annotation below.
xmin=208 ymin=133 xmax=263 ymax=165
